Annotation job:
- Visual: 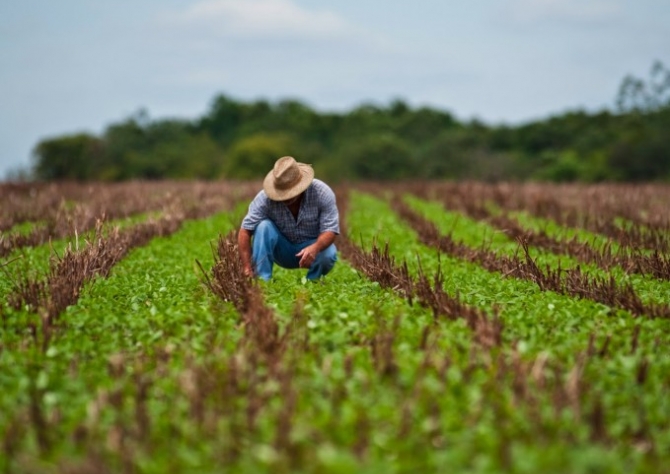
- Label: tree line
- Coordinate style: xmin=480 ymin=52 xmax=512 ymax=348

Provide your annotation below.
xmin=31 ymin=61 xmax=670 ymax=182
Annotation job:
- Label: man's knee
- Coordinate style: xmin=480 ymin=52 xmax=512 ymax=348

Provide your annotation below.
xmin=254 ymin=219 xmax=276 ymax=236
xmin=323 ymin=244 xmax=337 ymax=261
xmin=251 ymin=220 xmax=280 ymax=257
xmin=316 ymin=244 xmax=337 ymax=269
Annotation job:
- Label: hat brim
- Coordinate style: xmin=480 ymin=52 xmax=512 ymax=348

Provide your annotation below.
xmin=263 ymin=163 xmax=314 ymax=201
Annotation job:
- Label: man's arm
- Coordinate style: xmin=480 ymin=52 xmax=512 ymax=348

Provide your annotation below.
xmin=238 ymin=228 xmax=254 ymax=277
xmin=238 ymin=191 xmax=269 ymax=277
xmin=296 ymin=231 xmax=337 ymax=268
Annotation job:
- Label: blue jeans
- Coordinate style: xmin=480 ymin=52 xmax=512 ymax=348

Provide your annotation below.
xmin=252 ymin=220 xmax=337 ymax=281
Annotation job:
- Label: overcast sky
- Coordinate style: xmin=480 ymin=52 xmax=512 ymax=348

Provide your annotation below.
xmin=1 ymin=0 xmax=669 ymax=178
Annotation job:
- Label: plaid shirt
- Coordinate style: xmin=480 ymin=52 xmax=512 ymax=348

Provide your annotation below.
xmin=241 ymin=179 xmax=340 ymax=244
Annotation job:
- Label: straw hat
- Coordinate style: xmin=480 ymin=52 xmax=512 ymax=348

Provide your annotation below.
xmin=263 ymin=156 xmax=314 ymax=201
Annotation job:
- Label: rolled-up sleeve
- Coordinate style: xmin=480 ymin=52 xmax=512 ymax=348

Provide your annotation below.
xmin=241 ymin=191 xmax=268 ymax=232
xmin=318 ymin=186 xmax=340 ymax=235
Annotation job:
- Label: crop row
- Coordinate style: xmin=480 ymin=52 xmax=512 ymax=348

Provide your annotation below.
xmin=6 ymin=184 xmax=278 ymax=323
xmin=488 ymin=212 xmax=670 ymax=281
xmin=515 ymin=212 xmax=670 ymax=282
xmin=389 ymin=195 xmax=670 ymax=319
xmin=195 ymin=189 xmax=670 ymax=471
xmin=394 ymin=181 xmax=670 ymax=253
xmin=396 ymin=183 xmax=670 ymax=281
xmin=2 ymin=199 xmax=436 ymax=471
xmin=0 ymin=181 xmax=254 ymax=258
xmin=1 ymin=186 xmax=670 ymax=472
xmin=1 ymin=205 xmax=249 ymax=471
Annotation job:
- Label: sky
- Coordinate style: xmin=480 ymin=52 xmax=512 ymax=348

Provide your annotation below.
xmin=1 ymin=0 xmax=669 ymax=179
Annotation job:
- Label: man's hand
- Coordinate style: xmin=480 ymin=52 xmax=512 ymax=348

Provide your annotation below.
xmin=242 ymin=264 xmax=254 ymax=278
xmin=296 ymin=244 xmax=318 ymax=268
xmin=296 ymin=232 xmax=337 ymax=269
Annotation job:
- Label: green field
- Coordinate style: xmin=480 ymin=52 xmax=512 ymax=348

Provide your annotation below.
xmin=1 ymin=181 xmax=670 ymax=473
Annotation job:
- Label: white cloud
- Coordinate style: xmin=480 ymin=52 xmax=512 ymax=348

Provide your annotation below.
xmin=161 ymin=0 xmax=352 ymax=40
xmin=504 ymin=0 xmax=622 ymax=24
xmin=152 ymin=0 xmax=399 ymax=95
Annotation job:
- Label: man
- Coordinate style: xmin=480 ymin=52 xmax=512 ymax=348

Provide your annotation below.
xmin=238 ymin=156 xmax=339 ymax=281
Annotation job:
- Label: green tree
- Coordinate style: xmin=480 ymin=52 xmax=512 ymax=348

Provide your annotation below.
xmin=418 ymin=130 xmax=472 ymax=179
xmin=335 ymin=133 xmax=415 ymax=181
xmin=199 ymin=95 xmax=245 ymax=145
xmin=394 ymin=105 xmax=459 ymax=144
xmin=33 ymin=133 xmax=103 ymax=180
xmin=128 ymin=133 xmax=223 ymax=179
xmin=617 ymin=60 xmax=670 ymax=113
xmin=608 ymin=61 xmax=670 ymax=181
xmin=101 ymin=115 xmax=150 ymax=180
xmin=223 ymin=133 xmax=297 ymax=179
xmin=533 ymin=150 xmax=582 ymax=182
xmin=606 ymin=126 xmax=670 ymax=181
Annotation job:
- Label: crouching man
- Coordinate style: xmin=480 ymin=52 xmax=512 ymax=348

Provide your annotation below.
xmin=238 ymin=156 xmax=339 ymax=281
